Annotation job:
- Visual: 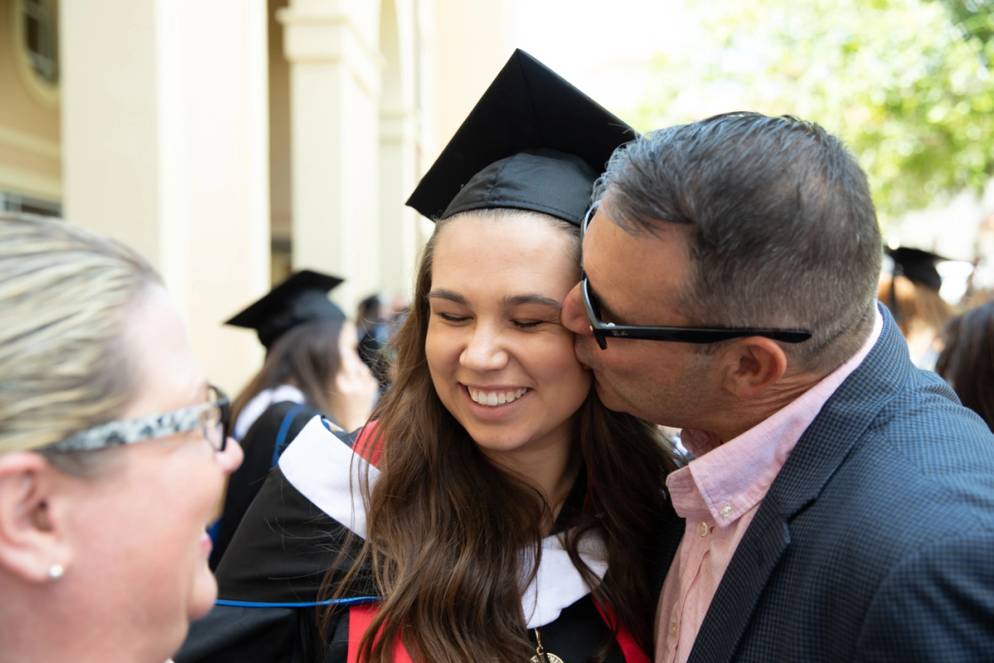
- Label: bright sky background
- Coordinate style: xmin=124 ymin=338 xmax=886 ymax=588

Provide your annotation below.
xmin=506 ymin=0 xmax=700 ymax=120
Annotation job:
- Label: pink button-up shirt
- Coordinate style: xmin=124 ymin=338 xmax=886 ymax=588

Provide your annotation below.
xmin=655 ymin=311 xmax=883 ymax=663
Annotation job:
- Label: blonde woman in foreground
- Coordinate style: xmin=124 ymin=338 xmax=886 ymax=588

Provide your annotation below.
xmin=0 ymin=213 xmax=242 ymax=663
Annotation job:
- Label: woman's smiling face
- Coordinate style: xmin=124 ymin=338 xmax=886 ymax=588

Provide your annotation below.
xmin=425 ymin=211 xmax=591 ymax=466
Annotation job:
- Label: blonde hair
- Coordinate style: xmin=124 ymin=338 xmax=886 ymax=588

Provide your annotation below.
xmin=0 ymin=213 xmax=161 ymax=462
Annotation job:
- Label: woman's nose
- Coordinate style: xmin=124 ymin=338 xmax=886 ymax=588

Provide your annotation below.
xmin=460 ymin=327 xmax=509 ymax=371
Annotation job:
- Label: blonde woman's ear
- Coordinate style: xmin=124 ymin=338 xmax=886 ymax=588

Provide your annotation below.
xmin=0 ymin=453 xmax=72 ymax=584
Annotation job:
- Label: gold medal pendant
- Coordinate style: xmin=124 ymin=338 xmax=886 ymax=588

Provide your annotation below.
xmin=530 ymin=654 xmax=565 ymax=663
xmin=530 ymin=628 xmax=566 ymax=663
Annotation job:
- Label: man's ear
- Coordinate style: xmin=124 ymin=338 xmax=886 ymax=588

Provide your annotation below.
xmin=0 ymin=453 xmax=72 ymax=583
xmin=718 ymin=337 xmax=789 ymax=399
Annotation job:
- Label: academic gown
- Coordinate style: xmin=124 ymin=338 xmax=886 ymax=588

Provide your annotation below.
xmin=179 ymin=417 xmax=652 ymax=663
xmin=209 ymin=400 xmax=321 ymax=569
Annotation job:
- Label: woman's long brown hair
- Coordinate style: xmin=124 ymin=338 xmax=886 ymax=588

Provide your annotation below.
xmin=323 ymin=211 xmax=676 ymax=662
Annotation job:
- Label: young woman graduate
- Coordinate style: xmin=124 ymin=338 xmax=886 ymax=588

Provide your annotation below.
xmin=211 ymin=271 xmax=377 ymax=565
xmin=177 ymin=50 xmax=680 ymax=663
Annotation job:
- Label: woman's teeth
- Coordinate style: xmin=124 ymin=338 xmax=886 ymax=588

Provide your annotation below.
xmin=467 ymin=387 xmax=528 ymax=407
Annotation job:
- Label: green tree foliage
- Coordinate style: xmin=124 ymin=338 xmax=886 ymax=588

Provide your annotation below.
xmin=635 ymin=0 xmax=994 ymax=224
xmin=937 ymin=0 xmax=994 ymax=63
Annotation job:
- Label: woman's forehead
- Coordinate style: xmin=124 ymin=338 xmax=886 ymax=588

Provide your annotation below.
xmin=435 ymin=213 xmax=575 ymax=258
xmin=120 ymin=288 xmax=205 ymax=417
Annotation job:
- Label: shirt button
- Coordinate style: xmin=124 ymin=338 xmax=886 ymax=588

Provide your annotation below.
xmin=698 ymin=521 xmax=712 ymax=537
xmin=670 ymin=620 xmax=679 ymax=636
xmin=720 ymin=504 xmax=734 ymax=518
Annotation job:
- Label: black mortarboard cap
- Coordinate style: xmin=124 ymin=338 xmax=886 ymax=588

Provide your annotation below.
xmin=406 ymin=49 xmax=636 ymax=226
xmin=886 ymin=247 xmax=947 ymax=292
xmin=225 ymin=270 xmax=346 ymax=351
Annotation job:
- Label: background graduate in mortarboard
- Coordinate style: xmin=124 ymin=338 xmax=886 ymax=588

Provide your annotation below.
xmin=210 ymin=270 xmax=377 ymax=568
xmin=878 ymin=246 xmax=955 ymax=368
xmin=177 ymin=49 xmax=677 ymax=663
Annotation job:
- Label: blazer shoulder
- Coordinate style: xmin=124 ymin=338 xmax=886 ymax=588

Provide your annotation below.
xmin=855 ymin=530 xmax=994 ymax=662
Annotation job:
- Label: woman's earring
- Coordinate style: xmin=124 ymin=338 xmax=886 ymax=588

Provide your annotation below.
xmin=47 ymin=563 xmax=64 ymax=581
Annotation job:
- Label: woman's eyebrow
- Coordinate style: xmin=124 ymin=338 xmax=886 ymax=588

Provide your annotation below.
xmin=428 ymin=291 xmax=562 ymax=312
xmin=427 ymin=289 xmax=467 ymax=305
xmin=504 ymin=294 xmax=562 ymax=311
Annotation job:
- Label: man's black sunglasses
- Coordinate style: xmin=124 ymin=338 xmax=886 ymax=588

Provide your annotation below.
xmin=579 ymin=204 xmax=813 ymax=350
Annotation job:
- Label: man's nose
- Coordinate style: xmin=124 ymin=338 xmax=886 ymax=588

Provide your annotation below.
xmin=561 ymin=283 xmax=593 ymax=336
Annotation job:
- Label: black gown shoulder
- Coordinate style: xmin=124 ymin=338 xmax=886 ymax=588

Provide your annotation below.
xmin=210 ymin=400 xmax=322 ymax=568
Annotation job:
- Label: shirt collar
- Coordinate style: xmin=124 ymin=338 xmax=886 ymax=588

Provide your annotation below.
xmin=667 ymin=308 xmax=883 ymax=527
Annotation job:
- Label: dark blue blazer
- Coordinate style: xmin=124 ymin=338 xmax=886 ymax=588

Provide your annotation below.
xmin=661 ymin=306 xmax=994 ymax=662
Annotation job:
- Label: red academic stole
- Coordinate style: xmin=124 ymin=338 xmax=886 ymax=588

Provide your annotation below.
xmin=346 ymin=604 xmax=414 ymax=663
xmin=346 ymin=602 xmax=650 ymax=663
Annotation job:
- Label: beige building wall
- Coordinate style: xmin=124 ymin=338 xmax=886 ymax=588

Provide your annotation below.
xmin=60 ymin=0 xmax=271 ymax=395
xmin=377 ymin=0 xmax=420 ymax=300
xmin=278 ymin=0 xmax=382 ymax=313
xmin=425 ymin=1 xmax=518 ymax=166
xmin=0 ymin=0 xmax=61 ymax=202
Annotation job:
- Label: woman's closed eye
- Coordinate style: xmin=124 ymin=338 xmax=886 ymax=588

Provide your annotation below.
xmin=435 ymin=311 xmax=471 ymax=324
xmin=511 ymin=319 xmax=545 ymax=329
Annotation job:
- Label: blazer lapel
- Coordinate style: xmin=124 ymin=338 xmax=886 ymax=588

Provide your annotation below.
xmin=686 ymin=307 xmax=912 ymax=663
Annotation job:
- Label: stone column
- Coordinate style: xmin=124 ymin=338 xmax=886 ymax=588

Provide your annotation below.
xmin=377 ymin=0 xmax=419 ymax=297
xmin=60 ymin=0 xmax=271 ymax=393
xmin=278 ymin=0 xmax=382 ymax=313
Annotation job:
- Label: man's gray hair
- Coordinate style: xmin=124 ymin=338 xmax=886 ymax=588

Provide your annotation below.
xmin=596 ymin=112 xmax=882 ymax=372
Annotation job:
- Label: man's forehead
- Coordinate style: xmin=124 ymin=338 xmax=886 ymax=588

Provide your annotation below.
xmin=583 ymin=207 xmax=692 ymax=320
xmin=584 ymin=204 xmax=691 ymax=264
